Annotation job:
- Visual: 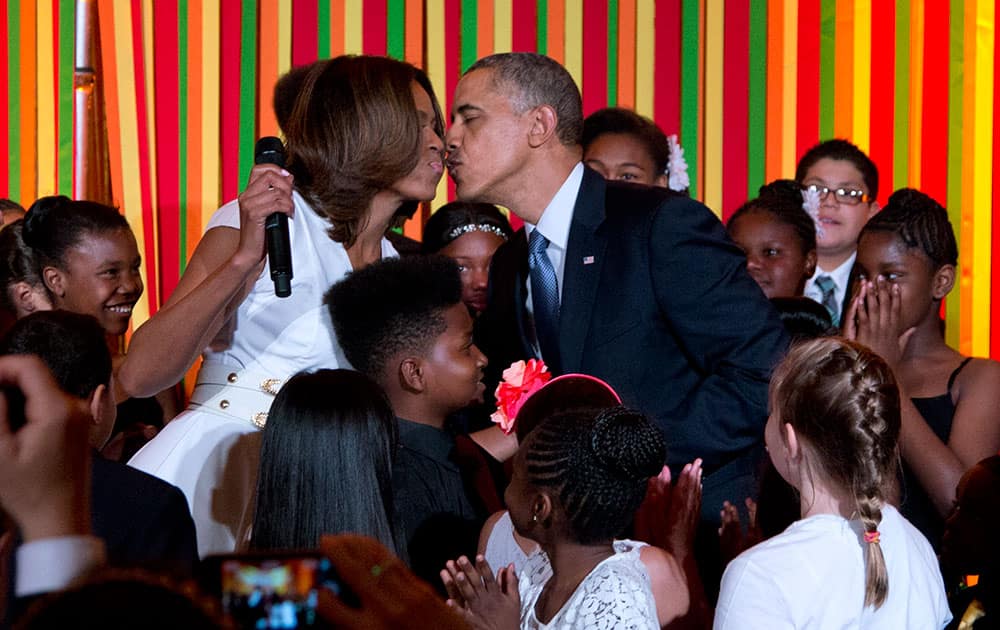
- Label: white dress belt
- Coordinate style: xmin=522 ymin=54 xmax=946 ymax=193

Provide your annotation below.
xmin=188 ymin=361 xmax=285 ymax=429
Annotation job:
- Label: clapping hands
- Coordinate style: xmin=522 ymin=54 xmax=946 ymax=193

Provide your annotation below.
xmin=441 ymin=555 xmax=520 ymax=630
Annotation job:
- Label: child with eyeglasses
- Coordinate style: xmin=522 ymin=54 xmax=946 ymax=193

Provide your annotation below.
xmin=795 ymin=139 xmax=880 ymax=326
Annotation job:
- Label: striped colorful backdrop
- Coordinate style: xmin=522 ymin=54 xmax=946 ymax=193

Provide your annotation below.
xmin=1 ymin=0 xmax=998 ymax=358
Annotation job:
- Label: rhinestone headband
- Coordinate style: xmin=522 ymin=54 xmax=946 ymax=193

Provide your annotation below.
xmin=445 ymin=223 xmax=509 ymax=243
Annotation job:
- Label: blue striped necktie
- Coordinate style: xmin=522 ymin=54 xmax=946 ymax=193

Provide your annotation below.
xmin=815 ymin=274 xmax=839 ymax=326
xmin=528 ymin=229 xmax=561 ymax=366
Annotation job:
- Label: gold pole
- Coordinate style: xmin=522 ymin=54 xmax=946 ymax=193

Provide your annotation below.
xmin=73 ymin=0 xmax=111 ymax=203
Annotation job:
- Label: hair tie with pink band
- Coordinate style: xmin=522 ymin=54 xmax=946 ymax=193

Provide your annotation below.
xmin=863 ymin=530 xmax=880 ymax=545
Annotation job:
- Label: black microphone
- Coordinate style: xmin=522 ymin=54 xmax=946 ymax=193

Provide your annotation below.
xmin=254 ymin=137 xmax=292 ymax=298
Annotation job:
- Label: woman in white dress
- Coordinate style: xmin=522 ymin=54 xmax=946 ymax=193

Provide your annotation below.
xmin=443 ymin=406 xmax=688 ymax=629
xmin=127 ymin=55 xmax=445 ymax=556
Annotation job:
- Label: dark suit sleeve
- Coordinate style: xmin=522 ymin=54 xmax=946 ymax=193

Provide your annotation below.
xmin=648 ymin=197 xmax=789 ymax=469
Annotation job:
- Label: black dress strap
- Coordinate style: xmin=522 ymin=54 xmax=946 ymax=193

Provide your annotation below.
xmin=947 ymin=357 xmax=974 ymax=392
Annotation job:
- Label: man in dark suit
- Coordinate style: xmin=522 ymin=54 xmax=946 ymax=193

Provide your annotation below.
xmin=446 ymin=53 xmax=789 ymax=517
xmin=1 ymin=311 xmax=198 ymax=576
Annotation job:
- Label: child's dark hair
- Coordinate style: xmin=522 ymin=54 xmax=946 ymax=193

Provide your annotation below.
xmin=582 ymin=107 xmax=670 ymax=174
xmin=251 ymin=369 xmax=399 ymax=554
xmin=0 ymin=220 xmax=45 ymax=312
xmin=727 ymin=179 xmax=818 ymax=256
xmin=770 ymin=337 xmax=900 ymax=608
xmin=769 ymin=297 xmax=836 ymax=341
xmin=0 ymin=310 xmax=112 ymax=399
xmin=860 ymin=188 xmax=957 ymax=269
xmin=421 ymin=202 xmax=513 ymax=253
xmin=795 ymin=139 xmax=879 ymax=199
xmin=0 ymin=198 xmax=25 ymax=215
xmin=325 ymin=255 xmax=463 ymax=380
xmin=22 ymin=195 xmax=131 ymax=269
xmin=524 ymin=406 xmax=666 ymax=544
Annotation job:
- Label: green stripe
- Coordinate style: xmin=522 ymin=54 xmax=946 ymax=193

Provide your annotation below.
xmin=8 ymin=3 xmax=21 ymax=202
xmin=945 ymin=0 xmax=963 ymax=348
xmin=387 ymin=0 xmax=405 ymax=60
xmin=892 ymin=0 xmax=910 ymax=191
xmin=818 ymin=0 xmax=836 ymax=140
xmin=238 ymin=2 xmax=257 ymax=188
xmin=747 ymin=0 xmax=767 ymax=198
xmin=536 ymin=0 xmax=548 ymax=56
xmin=460 ymin=0 xmax=477 ymax=73
xmin=680 ymin=0 xmax=699 ymax=192
xmin=58 ymin=0 xmax=74 ymax=197
xmin=318 ymin=0 xmax=331 ymax=58
xmin=607 ymin=0 xmax=618 ymax=106
xmin=179 ymin=0 xmax=189 ymax=270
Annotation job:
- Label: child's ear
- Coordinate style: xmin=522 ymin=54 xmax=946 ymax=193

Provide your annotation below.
xmin=653 ymin=173 xmax=669 ymax=188
xmin=533 ymin=493 xmax=553 ymax=525
xmin=399 ymin=357 xmax=426 ymax=393
xmin=932 ymin=264 xmax=956 ymax=300
xmin=804 ymin=249 xmax=818 ymax=279
xmin=42 ymin=266 xmax=66 ymax=298
xmin=781 ymin=422 xmax=801 ymax=462
xmin=10 ymin=282 xmax=40 ymax=314
xmin=88 ymin=384 xmax=107 ymax=425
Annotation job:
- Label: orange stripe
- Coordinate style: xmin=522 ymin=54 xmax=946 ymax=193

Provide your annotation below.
xmin=617 ymin=0 xmax=636 ymax=108
xmin=258 ymin=0 xmax=279 ymax=136
xmin=331 ymin=0 xmax=345 ymax=57
xmin=548 ymin=0 xmax=564 ymax=64
xmin=19 ymin=4 xmax=36 ymax=201
xmin=405 ymin=0 xmax=422 ymax=64
xmin=833 ymin=0 xmax=854 ymax=137
xmin=765 ymin=0 xmax=783 ymax=182
xmin=478 ymin=0 xmax=494 ymax=57
xmin=187 ymin=0 xmax=204 ymax=247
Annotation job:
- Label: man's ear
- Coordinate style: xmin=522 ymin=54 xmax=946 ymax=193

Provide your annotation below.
xmin=932 ymin=264 xmax=956 ymax=300
xmin=42 ymin=266 xmax=66 ymax=298
xmin=527 ymin=104 xmax=559 ymax=148
xmin=399 ymin=357 xmax=426 ymax=394
xmin=88 ymin=383 xmax=107 ymax=426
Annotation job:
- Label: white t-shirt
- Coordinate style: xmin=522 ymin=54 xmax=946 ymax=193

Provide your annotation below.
xmin=715 ymin=505 xmax=951 ymax=629
xmin=519 ymin=540 xmax=658 ymax=630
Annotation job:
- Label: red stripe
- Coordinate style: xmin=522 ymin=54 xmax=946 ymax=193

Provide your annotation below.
xmin=512 ymin=0 xmax=536 ymax=52
xmin=654 ymin=0 xmax=681 ymax=134
xmin=581 ymin=0 xmax=607 ymax=115
xmin=130 ymin=0 xmax=159 ymax=313
xmin=721 ymin=0 xmax=748 ymax=219
xmin=292 ymin=0 xmax=318 ymax=66
xmin=220 ymin=0 xmax=242 ymax=202
xmin=154 ymin=0 xmax=181 ymax=301
xmin=0 ymin=0 xmax=9 ymax=198
xmin=363 ymin=0 xmax=387 ymax=55
xmin=868 ymin=0 xmax=893 ymax=207
xmin=446 ymin=0 xmax=460 ymax=203
xmin=992 ymin=0 xmax=1000 ymax=359
xmin=921 ymin=1 xmax=948 ymax=206
xmin=795 ymin=0 xmax=820 ymax=162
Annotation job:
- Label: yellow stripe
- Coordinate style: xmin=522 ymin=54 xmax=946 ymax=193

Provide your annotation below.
xmin=907 ymin=0 xmax=923 ymax=187
xmin=277 ymin=1 xmax=292 ymax=74
xmin=426 ymin=0 xmax=448 ymax=211
xmin=971 ymin=0 xmax=993 ymax=356
xmin=345 ymin=0 xmax=363 ymax=54
xmin=494 ymin=0 xmax=512 ymax=53
xmin=781 ymin=0 xmax=797 ymax=177
xmin=36 ymin=0 xmax=56 ymax=196
xmin=702 ymin=0 xmax=722 ymax=215
xmin=201 ymin=0 xmax=221 ymax=228
xmin=108 ymin=1 xmax=150 ymax=326
xmin=851 ymin=0 xmax=871 ymax=154
xmin=634 ymin=0 xmax=655 ymax=118
xmin=564 ymin=0 xmax=582 ymax=91
xmin=959 ymin=0 xmax=976 ymax=355
xmin=143 ymin=0 xmax=161 ymax=307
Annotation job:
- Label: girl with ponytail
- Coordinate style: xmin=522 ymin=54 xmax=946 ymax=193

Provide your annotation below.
xmin=715 ymin=337 xmax=950 ymax=629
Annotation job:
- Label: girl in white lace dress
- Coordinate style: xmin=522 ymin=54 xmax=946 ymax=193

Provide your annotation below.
xmin=442 ymin=406 xmax=671 ymax=629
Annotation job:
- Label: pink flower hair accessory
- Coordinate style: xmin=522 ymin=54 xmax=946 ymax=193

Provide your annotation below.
xmin=490 ymin=359 xmax=552 ymax=435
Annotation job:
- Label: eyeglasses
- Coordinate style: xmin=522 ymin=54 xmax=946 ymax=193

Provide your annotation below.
xmin=802 ymin=184 xmax=872 ymax=206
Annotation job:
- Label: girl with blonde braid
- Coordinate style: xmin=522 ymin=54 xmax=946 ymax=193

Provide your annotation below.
xmin=715 ymin=338 xmax=950 ymax=629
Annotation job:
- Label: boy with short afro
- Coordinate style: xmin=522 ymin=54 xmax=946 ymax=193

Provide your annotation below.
xmin=326 ymin=255 xmax=488 ymax=587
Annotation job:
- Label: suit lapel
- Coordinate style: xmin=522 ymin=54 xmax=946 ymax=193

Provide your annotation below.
xmin=559 ymin=168 xmax=608 ymax=374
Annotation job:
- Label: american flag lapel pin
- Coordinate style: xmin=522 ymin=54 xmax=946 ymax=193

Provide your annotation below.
xmin=583 ymin=255 xmax=595 ymax=265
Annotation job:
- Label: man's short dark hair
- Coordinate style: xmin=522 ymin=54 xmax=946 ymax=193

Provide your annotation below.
xmin=466 ymin=53 xmax=583 ymax=146
xmin=325 ymin=255 xmax=463 ymax=381
xmin=0 ymin=310 xmax=112 ymax=399
xmin=795 ymin=138 xmax=879 ymax=199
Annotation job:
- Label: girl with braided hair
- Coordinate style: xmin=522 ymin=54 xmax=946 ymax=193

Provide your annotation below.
xmin=442 ymin=405 xmax=688 ymax=629
xmin=715 ymin=337 xmax=950 ymax=628
xmin=846 ymin=188 xmax=1000 ymax=548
